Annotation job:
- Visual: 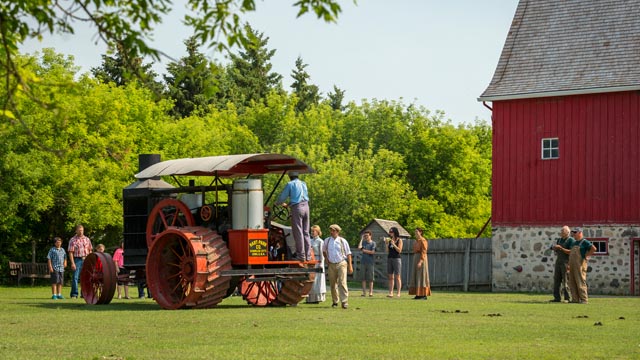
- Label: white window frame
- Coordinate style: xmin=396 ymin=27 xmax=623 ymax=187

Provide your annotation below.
xmin=541 ymin=138 xmax=559 ymax=159
xmin=590 ymin=238 xmax=609 ymax=256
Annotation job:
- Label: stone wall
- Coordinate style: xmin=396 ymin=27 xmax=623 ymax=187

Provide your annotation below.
xmin=492 ymin=225 xmax=639 ymax=295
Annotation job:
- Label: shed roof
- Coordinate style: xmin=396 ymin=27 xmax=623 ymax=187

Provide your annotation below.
xmin=364 ymin=219 xmax=411 ymax=238
xmin=479 ymin=0 xmax=640 ymax=101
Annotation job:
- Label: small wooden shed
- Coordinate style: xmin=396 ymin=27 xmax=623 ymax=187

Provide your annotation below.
xmin=360 ymin=218 xmax=411 ymax=251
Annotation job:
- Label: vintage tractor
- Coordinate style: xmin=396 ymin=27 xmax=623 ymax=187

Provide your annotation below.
xmin=79 ymin=153 xmax=318 ymax=309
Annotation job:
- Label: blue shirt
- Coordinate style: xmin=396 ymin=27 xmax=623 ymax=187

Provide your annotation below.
xmin=361 ymin=241 xmax=376 ymax=265
xmin=276 ymin=178 xmax=309 ymax=205
xmin=47 ymin=247 xmax=66 ymax=272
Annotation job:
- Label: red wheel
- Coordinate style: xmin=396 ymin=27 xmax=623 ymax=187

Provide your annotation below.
xmin=238 ymin=278 xmax=279 ymax=306
xmin=272 ymin=263 xmax=315 ymax=306
xmin=80 ymin=252 xmax=117 ymax=305
xmin=146 ymin=226 xmax=231 ymax=310
xmin=146 ymin=199 xmax=195 ymax=247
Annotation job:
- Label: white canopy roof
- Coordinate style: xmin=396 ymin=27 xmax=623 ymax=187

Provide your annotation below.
xmin=135 ymin=153 xmax=314 ymax=179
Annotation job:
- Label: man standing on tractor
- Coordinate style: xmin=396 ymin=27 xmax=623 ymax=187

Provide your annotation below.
xmin=276 ymin=171 xmax=311 ymax=261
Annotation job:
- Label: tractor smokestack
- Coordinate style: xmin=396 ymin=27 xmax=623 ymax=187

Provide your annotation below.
xmin=138 ymin=154 xmax=161 ymax=180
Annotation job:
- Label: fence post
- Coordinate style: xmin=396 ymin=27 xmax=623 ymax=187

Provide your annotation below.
xmin=463 ymin=238 xmax=471 ymax=292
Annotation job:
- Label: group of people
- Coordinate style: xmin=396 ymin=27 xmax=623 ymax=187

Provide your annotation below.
xmin=550 ymin=225 xmax=597 ymax=304
xmin=276 ymin=171 xmax=432 ymax=309
xmin=382 ymin=227 xmax=431 ymax=300
xmin=46 ymin=224 xmax=146 ymax=300
xmin=299 ymin=224 xmax=433 ymax=309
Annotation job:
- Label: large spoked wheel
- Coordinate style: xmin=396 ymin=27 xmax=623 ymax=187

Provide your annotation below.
xmin=146 ymin=226 xmax=232 ymax=310
xmin=80 ymin=252 xmax=117 ymax=305
xmin=238 ymin=277 xmax=279 ymax=306
xmin=146 ymin=199 xmax=196 ymax=248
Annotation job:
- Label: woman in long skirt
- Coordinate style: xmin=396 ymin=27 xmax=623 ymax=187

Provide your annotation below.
xmin=409 ymin=227 xmax=431 ymax=300
xmin=307 ymin=225 xmax=326 ymax=303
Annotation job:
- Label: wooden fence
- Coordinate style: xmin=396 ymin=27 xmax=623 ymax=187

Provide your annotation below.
xmin=351 ymin=238 xmax=492 ymax=292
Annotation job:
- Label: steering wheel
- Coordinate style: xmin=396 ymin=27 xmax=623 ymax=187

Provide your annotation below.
xmin=271 ymin=204 xmax=291 ymax=222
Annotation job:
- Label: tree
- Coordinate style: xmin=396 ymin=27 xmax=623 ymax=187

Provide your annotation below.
xmin=1 ymin=0 xmax=349 ymax=148
xmin=226 ymin=26 xmax=283 ymax=108
xmin=163 ymin=37 xmax=220 ymax=118
xmin=290 ymin=56 xmax=320 ymax=113
xmin=326 ymin=85 xmax=346 ymax=111
xmin=0 ymin=49 xmax=171 ymax=272
xmin=91 ymin=45 xmax=164 ymax=96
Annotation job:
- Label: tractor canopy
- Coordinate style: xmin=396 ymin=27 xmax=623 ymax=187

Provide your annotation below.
xmin=135 ymin=153 xmax=314 ymax=179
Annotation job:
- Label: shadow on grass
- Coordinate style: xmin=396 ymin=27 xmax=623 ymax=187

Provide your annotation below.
xmin=25 ymin=297 xmax=319 ymax=311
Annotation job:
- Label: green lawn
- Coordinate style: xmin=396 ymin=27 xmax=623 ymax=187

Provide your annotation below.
xmin=0 ymin=286 xmax=638 ymax=359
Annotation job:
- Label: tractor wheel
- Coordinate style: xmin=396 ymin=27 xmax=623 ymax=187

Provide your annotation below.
xmin=146 ymin=199 xmax=196 ymax=248
xmin=272 ymin=264 xmax=315 ymax=306
xmin=80 ymin=252 xmax=117 ymax=305
xmin=238 ymin=263 xmax=315 ymax=307
xmin=238 ymin=277 xmax=279 ymax=306
xmin=146 ymin=226 xmax=231 ymax=310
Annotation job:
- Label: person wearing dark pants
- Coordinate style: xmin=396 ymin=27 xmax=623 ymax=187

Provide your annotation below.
xmin=550 ymin=225 xmax=573 ymax=302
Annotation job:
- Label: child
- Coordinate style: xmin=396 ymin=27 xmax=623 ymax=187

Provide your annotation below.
xmin=95 ymin=244 xmax=105 ymax=253
xmin=47 ymin=237 xmax=67 ymax=299
xmin=113 ymin=241 xmax=130 ymax=299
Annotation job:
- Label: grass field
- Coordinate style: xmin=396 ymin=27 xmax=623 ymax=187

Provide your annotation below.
xmin=0 ymin=285 xmax=638 ymax=359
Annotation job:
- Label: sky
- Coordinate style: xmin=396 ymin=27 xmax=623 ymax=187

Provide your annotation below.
xmin=21 ymin=0 xmax=520 ymax=125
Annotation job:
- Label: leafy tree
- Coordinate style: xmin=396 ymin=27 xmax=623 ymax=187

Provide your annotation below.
xmin=226 ymin=26 xmax=283 ymax=108
xmin=303 ymin=147 xmax=434 ymax=243
xmin=290 ymin=56 xmax=320 ymax=113
xmin=0 ymin=50 xmax=171 ymax=271
xmin=163 ymin=37 xmax=220 ymax=118
xmin=2 ymin=0 xmax=349 ymax=147
xmin=338 ymin=99 xmax=413 ymax=155
xmin=405 ymin=118 xmax=492 ymax=237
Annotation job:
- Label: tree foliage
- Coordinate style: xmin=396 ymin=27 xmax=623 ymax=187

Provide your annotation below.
xmin=0 ymin=43 xmax=492 ymax=276
xmin=1 ymin=0 xmax=349 ymax=147
xmin=163 ymin=37 xmax=220 ymax=118
xmin=226 ymin=26 xmax=283 ymax=109
xmin=290 ymin=56 xmax=320 ymax=113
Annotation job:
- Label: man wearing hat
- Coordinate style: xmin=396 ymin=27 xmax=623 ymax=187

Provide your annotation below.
xmin=563 ymin=227 xmax=596 ymax=304
xmin=322 ymin=224 xmax=353 ymax=309
xmin=276 ymin=171 xmax=311 ymax=261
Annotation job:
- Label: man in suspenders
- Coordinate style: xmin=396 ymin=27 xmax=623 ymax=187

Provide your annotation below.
xmin=565 ymin=227 xmax=596 ymax=304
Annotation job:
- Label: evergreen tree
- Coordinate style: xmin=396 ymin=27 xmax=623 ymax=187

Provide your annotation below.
xmin=227 ymin=26 xmax=283 ymax=108
xmin=91 ymin=45 xmax=164 ymax=97
xmin=290 ymin=56 xmax=320 ymax=113
xmin=163 ymin=37 xmax=220 ymax=118
xmin=326 ymin=85 xmax=346 ymax=111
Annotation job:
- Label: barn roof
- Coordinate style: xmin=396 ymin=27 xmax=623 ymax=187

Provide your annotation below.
xmin=479 ymin=0 xmax=640 ymax=101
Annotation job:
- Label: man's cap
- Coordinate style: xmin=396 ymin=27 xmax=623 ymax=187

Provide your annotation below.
xmin=571 ymin=227 xmax=582 ymax=233
xmin=329 ymin=224 xmax=341 ymax=232
xmin=289 ymin=171 xmax=299 ymax=177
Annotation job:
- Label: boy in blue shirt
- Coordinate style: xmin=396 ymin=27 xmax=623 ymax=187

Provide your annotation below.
xmin=47 ymin=237 xmax=67 ymax=299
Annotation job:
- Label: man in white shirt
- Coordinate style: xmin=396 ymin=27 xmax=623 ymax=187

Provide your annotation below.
xmin=322 ymin=224 xmax=353 ymax=309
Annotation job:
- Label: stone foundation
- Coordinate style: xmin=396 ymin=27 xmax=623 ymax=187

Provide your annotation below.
xmin=492 ymin=225 xmax=639 ymax=295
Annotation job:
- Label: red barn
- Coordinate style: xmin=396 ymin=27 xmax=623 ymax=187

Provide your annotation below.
xmin=479 ymin=0 xmax=640 ymax=295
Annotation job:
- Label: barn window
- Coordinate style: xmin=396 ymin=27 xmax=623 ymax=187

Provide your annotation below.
xmin=541 ymin=138 xmax=559 ymax=159
xmin=589 ymin=238 xmax=608 ymax=256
